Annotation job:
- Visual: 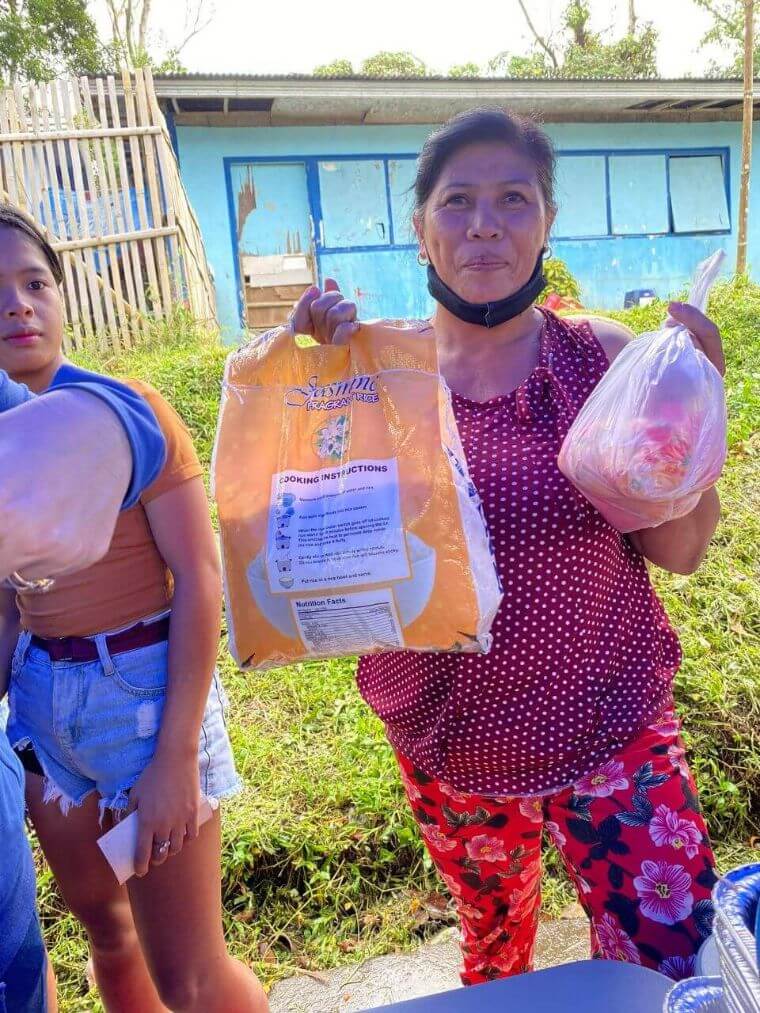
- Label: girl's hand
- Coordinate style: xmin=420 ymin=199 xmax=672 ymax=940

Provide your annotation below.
xmin=667 ymin=302 xmax=725 ymax=377
xmin=127 ymin=753 xmax=201 ymax=877
xmin=290 ymin=277 xmax=359 ymax=345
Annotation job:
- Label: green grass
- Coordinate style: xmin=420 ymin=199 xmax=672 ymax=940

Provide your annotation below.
xmin=41 ymin=287 xmax=760 ymax=1009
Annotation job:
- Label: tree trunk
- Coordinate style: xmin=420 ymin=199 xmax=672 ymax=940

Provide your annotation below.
xmin=516 ymin=0 xmax=560 ymax=71
xmin=736 ymin=0 xmax=754 ymax=277
xmin=125 ymin=0 xmax=135 ymax=65
xmin=139 ymin=0 xmax=152 ymax=54
xmin=628 ymin=0 xmax=637 ymax=35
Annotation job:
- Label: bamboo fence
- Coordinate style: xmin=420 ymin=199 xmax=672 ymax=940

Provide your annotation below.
xmin=0 ymin=69 xmax=216 ymax=351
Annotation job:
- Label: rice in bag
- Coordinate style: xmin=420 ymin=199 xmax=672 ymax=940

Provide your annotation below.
xmin=212 ymin=320 xmax=502 ymax=670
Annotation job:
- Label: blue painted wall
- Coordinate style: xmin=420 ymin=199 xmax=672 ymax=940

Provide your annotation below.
xmin=175 ymin=120 xmax=760 ymax=337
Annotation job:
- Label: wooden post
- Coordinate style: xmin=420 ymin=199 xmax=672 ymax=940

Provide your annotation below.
xmin=737 ymin=0 xmax=755 ymax=278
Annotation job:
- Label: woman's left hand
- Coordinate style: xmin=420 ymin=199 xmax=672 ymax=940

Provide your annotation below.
xmin=126 ymin=753 xmax=201 ymax=877
xmin=667 ymin=301 xmax=725 ymax=377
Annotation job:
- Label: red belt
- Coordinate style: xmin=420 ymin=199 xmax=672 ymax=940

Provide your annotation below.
xmin=31 ymin=616 xmax=171 ymax=663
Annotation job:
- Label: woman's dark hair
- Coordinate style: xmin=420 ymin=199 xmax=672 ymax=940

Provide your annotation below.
xmin=414 ymin=107 xmax=557 ymax=217
xmin=0 ymin=203 xmax=63 ymax=285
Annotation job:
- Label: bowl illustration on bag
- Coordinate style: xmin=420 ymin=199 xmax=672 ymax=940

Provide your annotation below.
xmin=393 ymin=533 xmax=436 ymax=626
xmin=246 ymin=532 xmax=437 ymax=639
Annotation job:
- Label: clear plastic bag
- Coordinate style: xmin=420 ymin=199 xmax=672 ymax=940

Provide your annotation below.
xmin=558 ymin=251 xmax=728 ymax=533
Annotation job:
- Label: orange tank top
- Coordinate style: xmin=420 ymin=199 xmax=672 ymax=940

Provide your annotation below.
xmin=17 ymin=376 xmax=204 ymax=638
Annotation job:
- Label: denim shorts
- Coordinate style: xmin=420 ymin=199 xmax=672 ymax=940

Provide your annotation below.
xmin=0 ymin=911 xmax=46 ymax=1013
xmin=6 ymin=626 xmax=241 ymax=817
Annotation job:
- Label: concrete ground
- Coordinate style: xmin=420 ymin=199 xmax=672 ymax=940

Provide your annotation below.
xmin=269 ymin=917 xmax=590 ymax=1012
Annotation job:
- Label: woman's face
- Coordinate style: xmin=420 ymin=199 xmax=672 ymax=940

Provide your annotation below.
xmin=0 ymin=226 xmax=64 ymax=385
xmin=416 ymin=141 xmax=554 ymax=305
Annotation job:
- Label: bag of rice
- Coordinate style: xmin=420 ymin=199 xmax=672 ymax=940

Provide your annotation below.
xmin=212 ymin=320 xmax=502 ymax=670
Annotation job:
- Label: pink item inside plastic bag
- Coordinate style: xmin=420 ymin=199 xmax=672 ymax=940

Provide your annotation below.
xmin=558 ymin=251 xmax=728 ymax=533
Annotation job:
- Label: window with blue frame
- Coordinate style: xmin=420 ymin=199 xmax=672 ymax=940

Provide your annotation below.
xmin=609 ymin=154 xmax=670 ymax=235
xmin=552 ymin=149 xmax=730 ymax=240
xmin=553 ymin=154 xmax=608 ymax=238
xmin=669 ymin=154 xmax=730 ymax=232
xmin=316 ymin=155 xmax=418 ymax=252
xmin=318 ymin=159 xmax=390 ymax=248
xmin=388 ymin=158 xmax=418 ymax=245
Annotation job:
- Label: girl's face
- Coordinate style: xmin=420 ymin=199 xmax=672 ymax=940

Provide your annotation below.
xmin=0 ymin=226 xmax=64 ymax=389
xmin=416 ymin=141 xmax=554 ymax=306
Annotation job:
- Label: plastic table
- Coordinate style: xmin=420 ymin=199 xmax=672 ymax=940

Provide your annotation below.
xmin=364 ymin=960 xmax=674 ymax=1012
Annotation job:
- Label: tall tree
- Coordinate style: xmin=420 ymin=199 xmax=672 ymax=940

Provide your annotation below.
xmin=103 ymin=0 xmax=212 ymax=73
xmin=360 ymin=51 xmax=429 ymax=77
xmin=448 ymin=62 xmax=481 ymax=78
xmin=693 ymin=0 xmax=759 ymax=76
xmin=0 ymin=0 xmax=103 ymax=84
xmin=515 ymin=0 xmax=560 ymax=72
xmin=491 ymin=0 xmax=658 ymax=79
xmin=314 ymin=58 xmax=353 ymax=78
xmin=313 ymin=54 xmax=479 ymax=78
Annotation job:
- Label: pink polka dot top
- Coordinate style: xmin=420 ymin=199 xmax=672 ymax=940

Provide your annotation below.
xmin=357 ymin=309 xmax=681 ymax=796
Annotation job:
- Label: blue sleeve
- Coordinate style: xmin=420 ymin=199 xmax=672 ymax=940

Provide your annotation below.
xmin=49 ymin=364 xmax=167 ymax=508
xmin=0 ymin=371 xmax=32 ymax=412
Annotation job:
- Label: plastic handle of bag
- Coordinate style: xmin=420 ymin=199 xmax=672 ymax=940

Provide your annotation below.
xmin=685 ymin=249 xmax=727 ymax=316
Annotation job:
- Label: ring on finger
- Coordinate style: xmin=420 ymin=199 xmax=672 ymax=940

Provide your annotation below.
xmin=152 ymin=838 xmax=171 ymax=855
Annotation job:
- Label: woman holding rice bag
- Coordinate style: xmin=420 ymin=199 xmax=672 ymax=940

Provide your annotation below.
xmin=291 ymin=109 xmax=725 ymax=985
xmin=0 ymin=206 xmax=268 ymax=1013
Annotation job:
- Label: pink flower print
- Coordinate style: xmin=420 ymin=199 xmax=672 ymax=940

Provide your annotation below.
xmin=508 ymin=879 xmax=540 ymax=921
xmin=648 ymin=712 xmax=681 ymax=737
xmin=545 ymin=821 xmax=567 ymax=848
xmin=519 ymin=862 xmax=542 ymax=889
xmin=471 ymin=923 xmax=509 ymax=953
xmin=649 ymin=805 xmax=703 ymax=859
xmin=442 ymin=873 xmax=463 ymax=898
xmin=659 ymin=954 xmax=696 ymax=981
xmin=438 ymin=782 xmax=472 ymax=805
xmin=465 ymin=834 xmax=509 ymax=863
xmin=578 ymin=876 xmax=593 ymax=895
xmin=456 ymin=902 xmax=484 ymax=922
xmin=633 ymin=860 xmax=694 ymax=925
xmin=399 ymin=768 xmax=422 ymax=802
xmin=518 ymin=797 xmax=544 ymax=823
xmin=668 ymin=744 xmax=690 ymax=777
xmin=479 ymin=949 xmax=523 ymax=976
xmin=420 ymin=824 xmax=457 ymax=852
xmin=575 ymin=760 xmax=629 ymax=798
xmin=595 ymin=913 xmax=641 ymax=964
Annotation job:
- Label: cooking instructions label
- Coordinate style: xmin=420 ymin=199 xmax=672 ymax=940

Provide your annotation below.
xmin=266 ymin=458 xmax=410 ymax=593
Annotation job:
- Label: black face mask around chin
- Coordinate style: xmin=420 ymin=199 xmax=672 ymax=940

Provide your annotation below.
xmin=426 ymin=252 xmax=547 ymax=329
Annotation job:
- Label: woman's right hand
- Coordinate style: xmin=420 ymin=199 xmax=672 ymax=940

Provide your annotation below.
xmin=290 ymin=278 xmax=359 ymax=345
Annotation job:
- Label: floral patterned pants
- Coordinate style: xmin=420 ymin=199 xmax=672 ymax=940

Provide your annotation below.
xmin=397 ymin=713 xmax=717 ymax=986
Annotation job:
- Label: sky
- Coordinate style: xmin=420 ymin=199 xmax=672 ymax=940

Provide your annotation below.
xmin=89 ymin=0 xmax=724 ymax=79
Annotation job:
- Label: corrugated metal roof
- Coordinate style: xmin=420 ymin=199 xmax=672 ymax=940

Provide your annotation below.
xmin=146 ymin=74 xmax=756 ymax=125
xmin=152 ymin=72 xmax=744 ymax=84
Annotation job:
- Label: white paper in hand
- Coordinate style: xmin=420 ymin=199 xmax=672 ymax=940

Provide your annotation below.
xmin=97 ymin=798 xmax=217 ymax=884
